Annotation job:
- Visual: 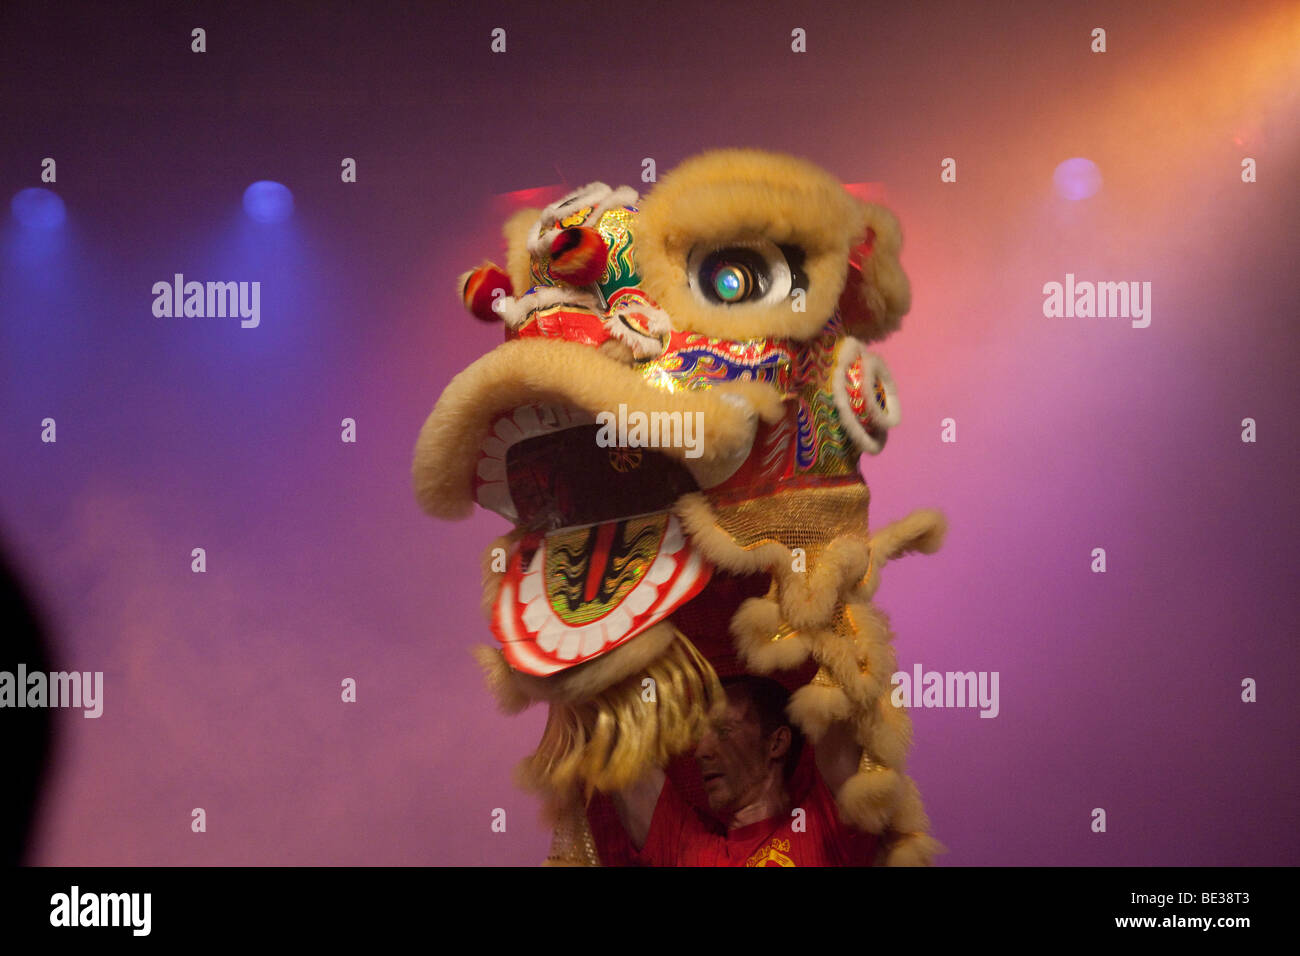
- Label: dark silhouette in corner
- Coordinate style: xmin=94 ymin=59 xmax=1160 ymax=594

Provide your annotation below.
xmin=0 ymin=534 xmax=56 ymax=866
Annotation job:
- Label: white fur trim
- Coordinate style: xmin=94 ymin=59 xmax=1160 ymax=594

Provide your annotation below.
xmin=832 ymin=338 xmax=900 ymax=456
xmin=526 ymin=183 xmax=641 ymax=258
xmin=603 ymin=303 xmax=672 ymax=359
xmin=497 ymin=286 xmax=604 ymax=329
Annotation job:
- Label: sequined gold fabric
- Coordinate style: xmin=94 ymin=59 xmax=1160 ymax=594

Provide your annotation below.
xmin=709 ymin=484 xmax=871 ymax=562
xmin=810 ymin=667 xmax=840 ymax=688
xmin=545 ymin=801 xmax=601 ymax=866
xmin=858 ymin=749 xmax=884 ymax=775
xmin=769 ymin=621 xmax=800 ymax=642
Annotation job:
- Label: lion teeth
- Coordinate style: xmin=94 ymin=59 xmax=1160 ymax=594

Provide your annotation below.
xmin=473 ymin=403 xmax=597 ymax=519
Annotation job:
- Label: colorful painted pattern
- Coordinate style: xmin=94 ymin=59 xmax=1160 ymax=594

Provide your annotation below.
xmin=637 ymin=332 xmax=797 ymax=394
xmin=796 ymin=389 xmax=855 ymax=474
xmin=491 ymin=513 xmax=712 ymax=675
xmin=841 ymin=339 xmax=895 ymax=439
xmin=595 ymin=206 xmax=639 ymax=301
xmin=791 ymin=319 xmax=858 ymax=475
xmin=546 ymin=516 xmax=664 ymax=625
xmin=845 ymin=356 xmax=869 ymax=421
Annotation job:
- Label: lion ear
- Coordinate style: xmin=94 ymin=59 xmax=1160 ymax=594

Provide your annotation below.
xmin=501 ymin=207 xmax=542 ymax=296
xmin=837 ymin=201 xmax=911 ymax=343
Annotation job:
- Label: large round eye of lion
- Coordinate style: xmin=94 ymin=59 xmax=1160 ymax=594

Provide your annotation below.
xmin=686 ymin=239 xmax=807 ymax=308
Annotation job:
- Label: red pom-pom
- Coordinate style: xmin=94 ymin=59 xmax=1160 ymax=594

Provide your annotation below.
xmin=548 ymin=226 xmax=608 ymax=286
xmin=461 ymin=263 xmax=513 ymax=322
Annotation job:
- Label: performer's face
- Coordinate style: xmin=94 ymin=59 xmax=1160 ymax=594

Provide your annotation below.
xmin=694 ymin=690 xmax=778 ymax=815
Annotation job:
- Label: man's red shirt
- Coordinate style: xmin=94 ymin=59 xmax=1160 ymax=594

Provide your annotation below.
xmin=588 ymin=747 xmax=879 ymax=866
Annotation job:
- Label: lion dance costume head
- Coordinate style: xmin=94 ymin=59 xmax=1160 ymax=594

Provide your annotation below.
xmin=414 ymin=148 xmax=947 ymax=865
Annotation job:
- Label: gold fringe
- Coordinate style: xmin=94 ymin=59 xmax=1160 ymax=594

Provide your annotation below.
xmin=517 ymin=626 xmax=724 ymax=798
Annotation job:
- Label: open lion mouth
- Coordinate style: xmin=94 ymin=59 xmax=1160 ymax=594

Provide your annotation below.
xmin=414 ymin=337 xmax=778 ymax=676
xmin=473 ymin=402 xmax=717 ymax=675
xmin=475 ymin=402 xmax=704 ymax=533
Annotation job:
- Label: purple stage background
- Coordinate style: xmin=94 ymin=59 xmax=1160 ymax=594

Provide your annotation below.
xmin=2 ymin=0 xmax=1297 ymax=865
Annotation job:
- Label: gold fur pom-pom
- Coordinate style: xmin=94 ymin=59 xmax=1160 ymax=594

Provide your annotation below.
xmin=836 ymin=765 xmax=902 ymax=833
xmin=787 ymin=679 xmax=852 ymax=742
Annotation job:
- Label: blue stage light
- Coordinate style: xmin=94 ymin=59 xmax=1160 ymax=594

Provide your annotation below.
xmin=1053 ymin=158 xmax=1102 ymax=201
xmin=242 ymin=181 xmax=295 ymax=224
xmin=11 ymin=188 xmax=67 ymax=229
